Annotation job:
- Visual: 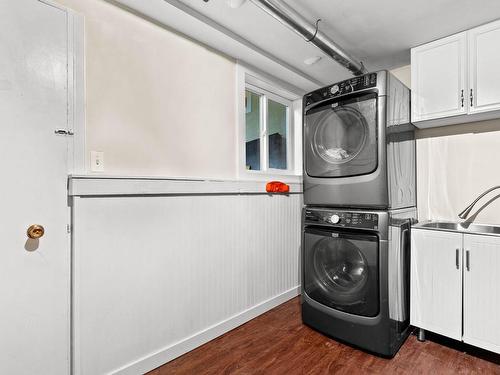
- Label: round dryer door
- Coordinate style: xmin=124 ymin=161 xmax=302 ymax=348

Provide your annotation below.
xmin=313 ymin=107 xmax=368 ymax=165
xmin=304 ymin=227 xmax=379 ymax=317
xmin=304 ymin=93 xmax=378 ymax=178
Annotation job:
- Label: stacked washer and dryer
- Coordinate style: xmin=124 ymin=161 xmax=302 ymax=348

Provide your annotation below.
xmin=301 ymin=71 xmax=416 ymax=357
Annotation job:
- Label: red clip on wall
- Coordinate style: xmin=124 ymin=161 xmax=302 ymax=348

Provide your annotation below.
xmin=266 ymin=181 xmax=290 ymax=193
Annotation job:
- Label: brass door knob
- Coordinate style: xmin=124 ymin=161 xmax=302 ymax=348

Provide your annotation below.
xmin=27 ymin=224 xmax=45 ymax=239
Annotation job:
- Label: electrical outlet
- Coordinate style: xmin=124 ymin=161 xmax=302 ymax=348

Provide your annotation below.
xmin=90 ymin=151 xmax=105 ymax=172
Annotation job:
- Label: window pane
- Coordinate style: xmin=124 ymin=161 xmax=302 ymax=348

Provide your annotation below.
xmin=245 ymin=90 xmax=261 ymax=170
xmin=268 ymin=99 xmax=288 ymax=170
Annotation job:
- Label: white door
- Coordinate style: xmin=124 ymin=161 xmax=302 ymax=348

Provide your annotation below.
xmin=0 ymin=1 xmax=72 ymax=374
xmin=468 ymin=19 xmax=500 ymax=114
xmin=410 ymin=229 xmax=463 ymax=340
xmin=411 ymin=32 xmax=468 ymax=122
xmin=463 ymin=234 xmax=500 ymax=354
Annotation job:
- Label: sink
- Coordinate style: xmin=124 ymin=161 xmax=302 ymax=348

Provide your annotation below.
xmin=419 ymin=222 xmax=463 ymax=231
xmin=414 ymin=221 xmax=500 ymax=236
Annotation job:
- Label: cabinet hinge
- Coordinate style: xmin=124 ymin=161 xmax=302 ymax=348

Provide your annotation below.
xmin=55 ymin=129 xmax=74 ymax=136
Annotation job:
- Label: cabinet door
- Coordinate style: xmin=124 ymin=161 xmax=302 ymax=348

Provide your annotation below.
xmin=410 ymin=229 xmax=463 ymax=340
xmin=463 ymin=234 xmax=500 ymax=354
xmin=468 ymin=19 xmax=500 ymax=113
xmin=411 ymin=32 xmax=467 ymax=122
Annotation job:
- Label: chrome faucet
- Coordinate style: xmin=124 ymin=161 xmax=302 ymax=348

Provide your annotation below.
xmin=458 ymin=185 xmax=500 ymax=220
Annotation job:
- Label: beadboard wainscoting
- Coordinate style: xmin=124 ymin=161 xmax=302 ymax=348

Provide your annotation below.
xmin=69 ymin=177 xmax=302 ymax=375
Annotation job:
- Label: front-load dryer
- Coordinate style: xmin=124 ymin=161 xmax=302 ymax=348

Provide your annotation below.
xmin=301 ymin=207 xmax=415 ymax=357
xmin=303 ymin=71 xmax=416 ymax=209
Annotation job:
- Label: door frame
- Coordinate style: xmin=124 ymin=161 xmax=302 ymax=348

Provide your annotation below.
xmin=40 ymin=0 xmax=86 ymax=174
xmin=39 ymin=1 xmax=86 ymax=372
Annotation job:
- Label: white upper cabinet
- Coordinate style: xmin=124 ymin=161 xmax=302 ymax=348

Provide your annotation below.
xmin=411 ymin=19 xmax=500 ymax=128
xmin=468 ymin=19 xmax=500 ymax=113
xmin=411 ymin=32 xmax=467 ymax=122
xmin=463 ymin=234 xmax=500 ymax=354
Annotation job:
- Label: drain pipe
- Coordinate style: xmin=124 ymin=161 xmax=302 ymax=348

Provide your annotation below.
xmin=249 ymin=0 xmax=367 ymax=76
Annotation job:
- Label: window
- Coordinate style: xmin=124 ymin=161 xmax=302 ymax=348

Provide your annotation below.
xmin=244 ymin=84 xmax=293 ymax=173
xmin=237 ymin=65 xmax=302 ymax=179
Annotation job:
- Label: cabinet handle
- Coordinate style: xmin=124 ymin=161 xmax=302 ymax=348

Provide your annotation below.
xmin=466 ymin=250 xmax=470 ymax=271
xmin=470 ymin=89 xmax=474 ymax=107
xmin=456 ymin=248 xmax=460 ymax=269
xmin=460 ymin=90 xmax=464 ymax=108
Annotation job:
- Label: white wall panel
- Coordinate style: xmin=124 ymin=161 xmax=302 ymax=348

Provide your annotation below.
xmin=72 ymin=192 xmax=302 ymax=375
xmin=55 ymin=0 xmax=237 ymax=178
xmin=54 ymin=0 xmax=305 ymax=179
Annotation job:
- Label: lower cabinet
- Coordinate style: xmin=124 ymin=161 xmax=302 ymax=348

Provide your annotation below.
xmin=410 ymin=230 xmax=462 ymax=340
xmin=411 ymin=228 xmax=500 ymax=353
xmin=463 ymin=234 xmax=500 ymax=353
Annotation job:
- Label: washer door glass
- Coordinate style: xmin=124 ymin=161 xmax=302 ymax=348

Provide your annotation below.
xmin=305 ymin=93 xmax=378 ymax=178
xmin=304 ymin=228 xmax=379 ymax=317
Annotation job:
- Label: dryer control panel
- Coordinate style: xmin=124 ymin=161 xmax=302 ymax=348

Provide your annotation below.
xmin=304 ymin=72 xmax=378 ymax=107
xmin=305 ymin=208 xmax=379 ymax=230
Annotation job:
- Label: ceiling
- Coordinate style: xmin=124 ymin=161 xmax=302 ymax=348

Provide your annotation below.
xmin=114 ymin=0 xmax=500 ymax=87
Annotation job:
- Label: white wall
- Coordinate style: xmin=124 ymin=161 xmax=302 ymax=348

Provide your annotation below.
xmin=392 ymin=65 xmax=500 ymax=224
xmin=57 ymin=0 xmax=237 ymax=178
xmin=71 ymin=180 xmax=302 ymax=374
xmin=51 ymin=3 xmax=305 ymax=372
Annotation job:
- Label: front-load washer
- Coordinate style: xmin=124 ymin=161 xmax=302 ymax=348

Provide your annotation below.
xmin=301 ymin=207 xmax=415 ymax=357
xmin=303 ymin=71 xmax=416 ymax=209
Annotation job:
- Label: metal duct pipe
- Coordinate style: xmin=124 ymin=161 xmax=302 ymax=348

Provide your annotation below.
xmin=249 ymin=0 xmax=367 ymax=76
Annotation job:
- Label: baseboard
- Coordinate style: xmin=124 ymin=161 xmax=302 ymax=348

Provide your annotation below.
xmin=112 ymin=286 xmax=301 ymax=375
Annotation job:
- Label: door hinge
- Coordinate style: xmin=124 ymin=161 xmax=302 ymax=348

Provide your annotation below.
xmin=55 ymin=129 xmax=74 ymax=136
xmin=66 ymin=224 xmax=71 ymax=234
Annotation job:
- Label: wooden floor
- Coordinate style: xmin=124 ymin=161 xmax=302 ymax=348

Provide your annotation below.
xmin=147 ymin=297 xmax=500 ymax=374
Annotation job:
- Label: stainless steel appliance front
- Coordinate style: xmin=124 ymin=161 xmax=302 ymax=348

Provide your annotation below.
xmin=303 ymin=71 xmax=415 ymax=209
xmin=301 ymin=207 xmax=413 ymax=357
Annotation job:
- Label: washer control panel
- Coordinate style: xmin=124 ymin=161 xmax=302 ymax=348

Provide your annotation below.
xmin=305 ymin=209 xmax=379 ymax=230
xmin=304 ymin=72 xmax=378 ymax=107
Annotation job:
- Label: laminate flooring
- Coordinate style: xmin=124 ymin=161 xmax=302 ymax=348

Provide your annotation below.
xmin=147 ymin=297 xmax=500 ymax=374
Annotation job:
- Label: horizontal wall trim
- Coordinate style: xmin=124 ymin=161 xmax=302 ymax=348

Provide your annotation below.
xmin=112 ymin=286 xmax=301 ymax=375
xmin=69 ymin=176 xmax=303 ymax=196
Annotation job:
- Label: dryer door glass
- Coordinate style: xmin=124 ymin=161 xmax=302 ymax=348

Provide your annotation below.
xmin=304 ymin=228 xmax=379 ymax=317
xmin=305 ymin=93 xmax=378 ymax=178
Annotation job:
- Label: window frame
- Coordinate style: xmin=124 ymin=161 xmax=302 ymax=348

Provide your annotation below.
xmin=245 ymin=83 xmax=292 ymax=174
xmin=237 ymin=64 xmax=302 ymax=181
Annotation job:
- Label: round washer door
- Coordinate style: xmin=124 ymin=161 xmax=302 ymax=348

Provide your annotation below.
xmin=304 ymin=227 xmax=379 ymax=317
